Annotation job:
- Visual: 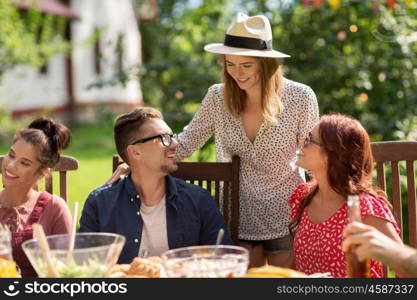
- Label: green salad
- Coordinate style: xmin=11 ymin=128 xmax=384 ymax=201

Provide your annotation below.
xmin=36 ymin=256 xmax=109 ymax=278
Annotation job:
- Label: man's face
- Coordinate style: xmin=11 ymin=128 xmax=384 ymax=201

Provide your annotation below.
xmin=129 ymin=119 xmax=178 ymax=175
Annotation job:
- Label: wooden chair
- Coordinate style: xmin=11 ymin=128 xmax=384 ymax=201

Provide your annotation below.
xmin=371 ymin=141 xmax=417 ymax=248
xmin=112 ymin=154 xmax=241 ymax=243
xmin=0 ymin=155 xmax=79 ymax=202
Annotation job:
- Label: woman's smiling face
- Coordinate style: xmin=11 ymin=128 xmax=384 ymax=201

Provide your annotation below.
xmin=1 ymin=139 xmax=44 ymax=189
xmin=225 ymin=55 xmax=261 ymax=92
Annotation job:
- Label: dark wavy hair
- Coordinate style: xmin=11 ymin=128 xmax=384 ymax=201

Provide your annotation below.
xmin=289 ymin=113 xmax=389 ymax=235
xmin=13 ymin=116 xmax=71 ymax=169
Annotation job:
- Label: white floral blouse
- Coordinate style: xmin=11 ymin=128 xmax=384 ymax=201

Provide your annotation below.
xmin=176 ymin=78 xmax=319 ymax=240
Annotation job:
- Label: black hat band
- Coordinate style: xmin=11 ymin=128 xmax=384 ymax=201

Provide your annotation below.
xmin=224 ymin=34 xmax=272 ymax=50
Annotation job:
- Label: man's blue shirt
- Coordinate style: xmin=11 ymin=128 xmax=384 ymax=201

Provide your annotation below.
xmin=79 ymin=174 xmax=233 ymax=263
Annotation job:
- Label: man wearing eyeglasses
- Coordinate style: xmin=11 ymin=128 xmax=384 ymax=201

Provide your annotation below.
xmin=79 ymin=107 xmax=232 ymax=263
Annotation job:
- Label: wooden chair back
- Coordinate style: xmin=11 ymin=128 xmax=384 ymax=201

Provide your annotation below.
xmin=371 ymin=141 xmax=417 ymax=248
xmin=0 ymin=155 xmax=79 ymax=202
xmin=112 ymin=154 xmax=241 ymax=243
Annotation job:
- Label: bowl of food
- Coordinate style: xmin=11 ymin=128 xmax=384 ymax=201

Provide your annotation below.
xmin=161 ymin=245 xmax=249 ymax=278
xmin=22 ymin=232 xmax=125 ymax=278
xmin=245 ymin=265 xmax=306 ymax=278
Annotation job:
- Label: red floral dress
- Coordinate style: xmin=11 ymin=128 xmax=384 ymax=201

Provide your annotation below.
xmin=288 ymin=183 xmax=400 ymax=278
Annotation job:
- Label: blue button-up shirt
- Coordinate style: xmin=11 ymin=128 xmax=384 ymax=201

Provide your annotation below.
xmin=79 ymin=174 xmax=233 ymax=263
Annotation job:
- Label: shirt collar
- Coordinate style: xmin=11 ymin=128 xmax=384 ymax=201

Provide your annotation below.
xmin=124 ymin=173 xmax=141 ymax=201
xmin=123 ymin=173 xmax=179 ymax=209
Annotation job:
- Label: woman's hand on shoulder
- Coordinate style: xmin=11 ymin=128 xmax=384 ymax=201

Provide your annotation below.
xmin=105 ymin=163 xmax=130 ymax=185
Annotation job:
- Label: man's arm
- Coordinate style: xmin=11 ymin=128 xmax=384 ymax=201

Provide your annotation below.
xmin=78 ymin=193 xmax=100 ymax=232
xmin=198 ymin=189 xmax=234 ymax=245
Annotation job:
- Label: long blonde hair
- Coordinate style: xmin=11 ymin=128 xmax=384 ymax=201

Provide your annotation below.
xmin=221 ymin=55 xmax=284 ymax=124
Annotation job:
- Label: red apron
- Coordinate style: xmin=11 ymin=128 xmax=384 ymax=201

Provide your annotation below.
xmin=11 ymin=192 xmax=50 ymax=277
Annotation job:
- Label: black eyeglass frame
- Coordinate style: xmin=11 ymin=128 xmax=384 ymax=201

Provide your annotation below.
xmin=131 ymin=133 xmax=177 ymax=147
xmin=304 ymin=132 xmax=323 ymax=147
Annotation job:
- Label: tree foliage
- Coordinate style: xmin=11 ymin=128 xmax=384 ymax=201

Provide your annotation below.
xmin=273 ymin=1 xmax=417 ymax=140
xmin=136 ymin=0 xmax=417 ymax=141
xmin=138 ymin=0 xmax=232 ymax=129
xmin=0 ymin=0 xmax=69 ymax=81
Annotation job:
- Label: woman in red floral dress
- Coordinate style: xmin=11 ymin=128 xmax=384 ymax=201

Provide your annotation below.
xmin=288 ymin=113 xmax=401 ymax=277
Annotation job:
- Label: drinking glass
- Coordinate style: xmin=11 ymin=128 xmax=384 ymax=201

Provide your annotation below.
xmin=0 ymin=228 xmax=12 ymax=261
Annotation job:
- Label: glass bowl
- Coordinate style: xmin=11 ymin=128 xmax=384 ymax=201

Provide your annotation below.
xmin=161 ymin=245 xmax=249 ymax=278
xmin=22 ymin=232 xmax=125 ymax=278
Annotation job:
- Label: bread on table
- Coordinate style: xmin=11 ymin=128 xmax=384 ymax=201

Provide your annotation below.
xmin=109 ymin=256 xmax=163 ymax=278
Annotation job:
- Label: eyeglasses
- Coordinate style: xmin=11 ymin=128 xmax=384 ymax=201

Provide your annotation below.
xmin=131 ymin=133 xmax=178 ymax=147
xmin=304 ymin=132 xmax=322 ymax=147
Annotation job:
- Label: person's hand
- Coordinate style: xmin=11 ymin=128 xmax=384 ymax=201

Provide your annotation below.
xmin=105 ymin=163 xmax=130 ymax=185
xmin=342 ymin=222 xmax=402 ymax=264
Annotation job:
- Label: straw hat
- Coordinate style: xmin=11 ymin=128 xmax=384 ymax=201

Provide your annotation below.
xmin=204 ymin=12 xmax=290 ymax=58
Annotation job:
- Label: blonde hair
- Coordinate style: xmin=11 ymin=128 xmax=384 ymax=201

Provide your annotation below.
xmin=221 ymin=55 xmax=283 ymax=125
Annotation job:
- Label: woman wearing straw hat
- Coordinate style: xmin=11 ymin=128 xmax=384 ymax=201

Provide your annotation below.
xmin=0 ymin=117 xmax=72 ymax=276
xmin=175 ymin=12 xmax=319 ymax=268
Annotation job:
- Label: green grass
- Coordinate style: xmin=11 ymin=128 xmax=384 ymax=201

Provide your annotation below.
xmin=64 ymin=121 xmax=116 ymax=213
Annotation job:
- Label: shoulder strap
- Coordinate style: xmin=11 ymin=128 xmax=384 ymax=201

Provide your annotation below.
xmin=25 ymin=192 xmax=51 ymax=226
